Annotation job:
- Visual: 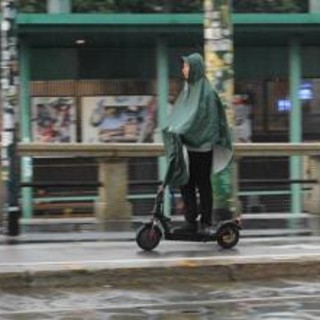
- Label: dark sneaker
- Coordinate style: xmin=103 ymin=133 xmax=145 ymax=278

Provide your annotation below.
xmin=174 ymin=222 xmax=197 ymax=234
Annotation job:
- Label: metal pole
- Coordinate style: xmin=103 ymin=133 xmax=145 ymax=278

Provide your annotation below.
xmin=156 ymin=37 xmax=170 ymax=217
xmin=1 ymin=0 xmax=20 ymax=236
xmin=289 ymin=37 xmax=302 ymax=216
xmin=19 ymin=39 xmax=33 ymax=220
xmin=204 ymin=0 xmax=236 ymax=220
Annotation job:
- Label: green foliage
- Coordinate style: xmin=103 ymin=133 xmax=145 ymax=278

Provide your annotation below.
xmin=72 ymin=0 xmax=307 ymax=13
xmin=72 ymin=0 xmax=203 ymax=13
xmin=72 ymin=0 xmax=115 ymax=13
xmin=233 ymin=0 xmax=308 ymax=13
xmin=18 ymin=0 xmax=46 ymax=13
xmin=10 ymin=0 xmax=309 ymax=14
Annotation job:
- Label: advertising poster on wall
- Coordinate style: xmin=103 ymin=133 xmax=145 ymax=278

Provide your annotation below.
xmin=233 ymin=94 xmax=252 ymax=143
xmin=81 ymin=96 xmax=157 ymax=143
xmin=31 ymin=97 xmax=76 ymax=143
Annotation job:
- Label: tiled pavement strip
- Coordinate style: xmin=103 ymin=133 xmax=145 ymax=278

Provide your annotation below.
xmin=1 ymin=235 xmax=320 ymax=288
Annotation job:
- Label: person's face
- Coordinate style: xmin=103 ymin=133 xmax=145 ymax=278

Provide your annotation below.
xmin=182 ymin=62 xmax=190 ymax=80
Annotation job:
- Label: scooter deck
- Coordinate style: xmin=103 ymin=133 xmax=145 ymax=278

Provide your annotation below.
xmin=164 ymin=231 xmax=216 ymax=242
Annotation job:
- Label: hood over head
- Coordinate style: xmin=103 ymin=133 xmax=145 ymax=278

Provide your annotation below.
xmin=182 ymin=53 xmax=205 ymax=83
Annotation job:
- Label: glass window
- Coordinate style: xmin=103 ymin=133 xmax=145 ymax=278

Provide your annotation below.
xmin=235 ymin=80 xmax=265 ymax=139
xmin=266 ymin=79 xmax=289 ymax=132
xmin=244 ymin=78 xmax=320 ymax=141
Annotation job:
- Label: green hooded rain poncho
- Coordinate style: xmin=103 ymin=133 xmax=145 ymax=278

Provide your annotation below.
xmin=162 ymin=53 xmax=232 ymax=187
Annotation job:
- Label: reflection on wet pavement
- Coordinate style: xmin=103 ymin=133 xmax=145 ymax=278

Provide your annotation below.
xmin=1 ymin=278 xmax=320 ymax=319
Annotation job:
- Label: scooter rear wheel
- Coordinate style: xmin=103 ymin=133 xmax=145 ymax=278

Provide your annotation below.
xmin=216 ymin=224 xmax=240 ymax=249
xmin=136 ymin=224 xmax=162 ymax=251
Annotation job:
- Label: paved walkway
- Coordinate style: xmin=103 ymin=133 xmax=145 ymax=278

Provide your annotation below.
xmin=1 ymin=234 xmax=320 ymax=288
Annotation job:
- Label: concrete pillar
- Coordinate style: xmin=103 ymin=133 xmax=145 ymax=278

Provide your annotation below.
xmin=47 ymin=0 xmax=71 ymax=13
xmin=204 ymin=0 xmax=236 ymax=220
xmin=309 ymin=0 xmax=320 ymax=13
xmin=95 ymin=159 xmax=132 ymax=231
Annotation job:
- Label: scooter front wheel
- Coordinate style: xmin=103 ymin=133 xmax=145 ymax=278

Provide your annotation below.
xmin=136 ymin=224 xmax=162 ymax=251
xmin=216 ymin=224 xmax=240 ymax=249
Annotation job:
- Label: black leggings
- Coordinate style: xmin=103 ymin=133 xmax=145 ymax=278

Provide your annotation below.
xmin=180 ymin=150 xmax=213 ymax=226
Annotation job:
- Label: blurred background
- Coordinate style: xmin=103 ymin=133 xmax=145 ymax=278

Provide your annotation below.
xmin=1 ymin=0 xmax=320 ymax=237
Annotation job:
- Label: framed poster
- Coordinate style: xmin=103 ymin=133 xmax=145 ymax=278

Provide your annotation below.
xmin=233 ymin=94 xmax=252 ymax=142
xmin=31 ymin=97 xmax=76 ymax=143
xmin=81 ymin=96 xmax=157 ymax=143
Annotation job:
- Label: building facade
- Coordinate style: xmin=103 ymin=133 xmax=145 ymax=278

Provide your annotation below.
xmin=2 ymin=0 xmax=320 ymax=218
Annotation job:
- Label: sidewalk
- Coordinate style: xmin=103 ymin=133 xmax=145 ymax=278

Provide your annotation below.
xmin=1 ymin=234 xmax=320 ymax=289
xmin=0 ymin=230 xmax=135 ymax=244
xmin=0 ymin=228 xmax=315 ymax=245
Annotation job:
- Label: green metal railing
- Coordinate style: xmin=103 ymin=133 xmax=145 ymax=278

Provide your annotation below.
xmin=17 ymin=142 xmax=320 ymax=216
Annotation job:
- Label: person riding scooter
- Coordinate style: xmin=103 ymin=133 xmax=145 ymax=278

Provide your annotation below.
xmin=162 ymin=53 xmax=232 ymax=236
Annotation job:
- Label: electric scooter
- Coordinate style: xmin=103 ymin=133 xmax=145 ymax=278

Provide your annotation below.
xmin=136 ymin=186 xmax=241 ymax=251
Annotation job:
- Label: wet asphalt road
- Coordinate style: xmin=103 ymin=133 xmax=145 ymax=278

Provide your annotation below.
xmin=1 ymin=237 xmax=320 ymax=318
xmin=1 ymin=278 xmax=320 ymax=319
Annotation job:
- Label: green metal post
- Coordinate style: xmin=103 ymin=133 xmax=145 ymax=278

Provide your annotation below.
xmin=19 ymin=40 xmax=33 ymax=220
xmin=156 ymin=37 xmax=170 ymax=217
xmin=289 ymin=37 xmax=302 ymax=216
xmin=204 ymin=0 xmax=236 ymax=220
